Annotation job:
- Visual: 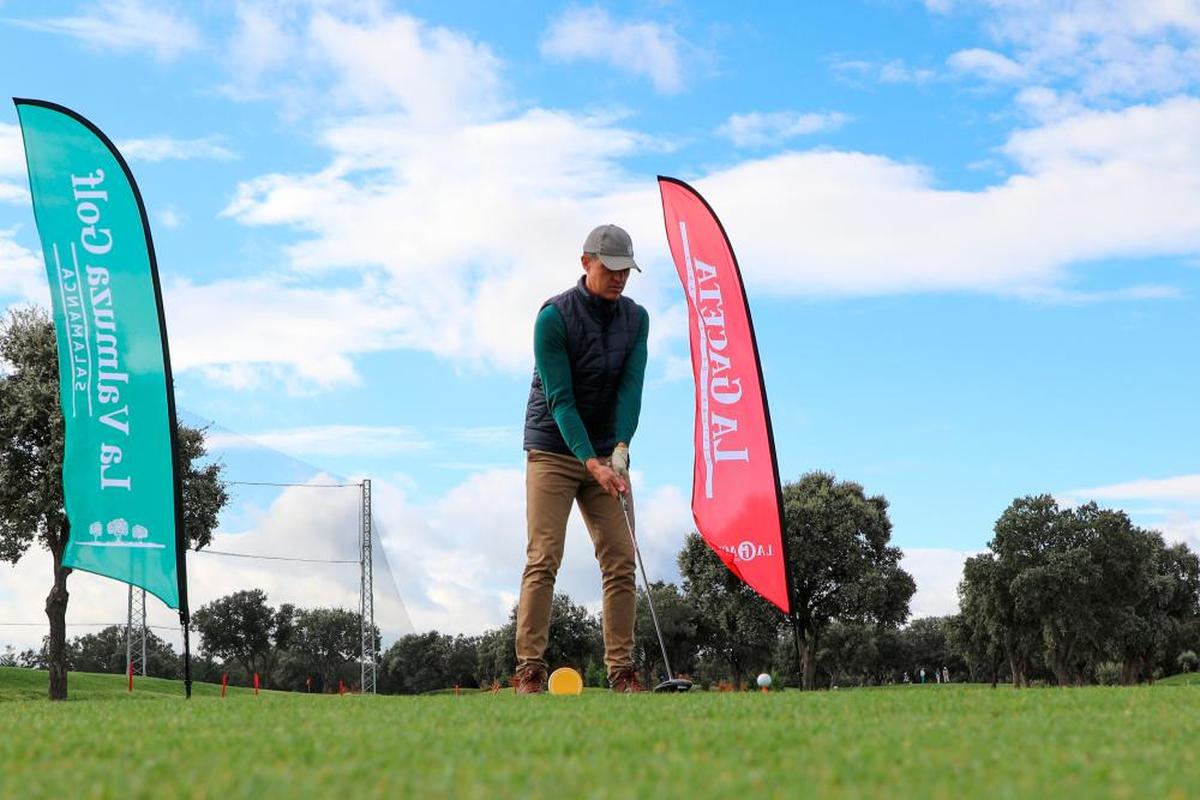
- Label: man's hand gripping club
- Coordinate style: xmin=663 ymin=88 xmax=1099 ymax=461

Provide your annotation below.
xmin=587 ymin=442 xmax=630 ymax=498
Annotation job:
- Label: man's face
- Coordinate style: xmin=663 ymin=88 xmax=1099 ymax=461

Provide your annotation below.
xmin=582 ymin=254 xmax=630 ymax=300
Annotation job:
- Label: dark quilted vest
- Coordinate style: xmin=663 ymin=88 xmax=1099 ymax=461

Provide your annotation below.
xmin=523 ymin=277 xmax=642 ymax=457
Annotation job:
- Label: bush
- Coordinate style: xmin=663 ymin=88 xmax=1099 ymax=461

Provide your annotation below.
xmin=1094 ymin=661 xmax=1122 ymax=686
xmin=1177 ymin=650 xmax=1198 ymax=674
xmin=584 ymin=659 xmax=607 ymax=688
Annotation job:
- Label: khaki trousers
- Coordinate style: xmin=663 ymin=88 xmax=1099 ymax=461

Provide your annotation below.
xmin=516 ymin=449 xmax=636 ymax=679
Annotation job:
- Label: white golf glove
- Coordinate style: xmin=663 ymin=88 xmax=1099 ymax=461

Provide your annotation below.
xmin=611 ymin=443 xmax=630 ymax=484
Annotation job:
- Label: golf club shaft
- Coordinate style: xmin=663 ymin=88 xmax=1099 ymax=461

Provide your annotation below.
xmin=619 ymin=494 xmax=675 ymax=682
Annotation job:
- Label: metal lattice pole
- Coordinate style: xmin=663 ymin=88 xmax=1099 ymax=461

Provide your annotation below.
xmin=360 ymin=479 xmax=376 ymax=694
xmin=126 ymin=584 xmax=146 ymax=676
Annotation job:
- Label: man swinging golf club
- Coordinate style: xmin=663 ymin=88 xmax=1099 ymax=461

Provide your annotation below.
xmin=515 ymin=224 xmax=648 ymax=694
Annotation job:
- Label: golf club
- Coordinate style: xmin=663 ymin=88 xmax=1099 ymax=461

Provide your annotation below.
xmin=619 ymin=493 xmax=693 ymax=693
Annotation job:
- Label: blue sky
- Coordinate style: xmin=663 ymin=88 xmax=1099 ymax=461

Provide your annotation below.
xmin=3 ymin=0 xmax=1200 ymax=645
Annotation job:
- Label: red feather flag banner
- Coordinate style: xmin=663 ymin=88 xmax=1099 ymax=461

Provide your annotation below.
xmin=657 ymin=176 xmax=792 ymax=614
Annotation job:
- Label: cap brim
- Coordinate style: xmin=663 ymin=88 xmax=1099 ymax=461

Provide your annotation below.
xmin=598 ymin=253 xmax=640 ymax=272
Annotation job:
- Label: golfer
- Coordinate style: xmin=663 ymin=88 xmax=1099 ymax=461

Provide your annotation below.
xmin=514 ymin=224 xmax=649 ymax=694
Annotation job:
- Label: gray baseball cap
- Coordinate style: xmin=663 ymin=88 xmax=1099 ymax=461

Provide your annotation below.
xmin=583 ymin=224 xmax=641 ymax=272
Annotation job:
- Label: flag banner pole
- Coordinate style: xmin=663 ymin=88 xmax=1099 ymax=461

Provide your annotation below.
xmin=15 ymin=98 xmax=190 ymax=694
xmin=657 ymin=175 xmax=796 ymax=613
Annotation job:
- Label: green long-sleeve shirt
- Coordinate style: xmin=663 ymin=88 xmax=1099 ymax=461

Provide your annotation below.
xmin=533 ymin=302 xmax=649 ymax=463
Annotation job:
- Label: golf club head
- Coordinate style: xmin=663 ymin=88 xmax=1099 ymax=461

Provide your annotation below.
xmin=653 ymin=678 xmax=693 ymax=693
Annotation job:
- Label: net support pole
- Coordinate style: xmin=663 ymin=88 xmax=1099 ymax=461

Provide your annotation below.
xmin=126 ymin=584 xmax=147 ymax=676
xmin=180 ymin=610 xmax=192 ymax=699
xmin=360 ymin=479 xmax=376 ymax=694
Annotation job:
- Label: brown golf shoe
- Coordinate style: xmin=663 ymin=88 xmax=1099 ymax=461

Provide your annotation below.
xmin=609 ymin=667 xmax=645 ymax=693
xmin=513 ymin=665 xmax=546 ymax=694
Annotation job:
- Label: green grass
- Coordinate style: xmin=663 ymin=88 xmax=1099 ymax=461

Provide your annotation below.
xmin=1157 ymin=671 xmax=1200 ymax=686
xmin=2 ymin=667 xmax=1199 ymax=799
xmin=0 ymin=665 xmax=253 ymax=702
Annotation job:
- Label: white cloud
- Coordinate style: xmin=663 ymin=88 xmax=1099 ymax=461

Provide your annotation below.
xmin=0 ymin=229 xmax=47 ymax=307
xmin=310 ymin=11 xmax=504 ymax=124
xmin=222 ymin=4 xmax=504 ymax=125
xmin=218 ymin=107 xmax=665 ymax=377
xmin=217 ymin=89 xmax=1200 ymax=382
xmin=0 ymin=122 xmax=25 ymax=176
xmin=1014 ymin=86 xmax=1087 ymax=122
xmin=540 ymin=6 xmax=687 ymax=94
xmin=693 ymin=96 xmax=1200 ymax=296
xmin=1156 ymin=511 xmax=1200 ymax=554
xmin=0 ymin=122 xmax=28 ymax=204
xmin=157 ymin=8 xmax=1200 ymax=389
xmin=833 ymin=57 xmax=938 ymax=87
xmin=374 ymin=469 xmax=693 ymax=635
xmin=947 ymin=47 xmax=1025 ymax=81
xmin=207 ymin=425 xmax=431 ymax=459
xmin=879 ymin=59 xmax=938 ymax=85
xmin=1064 ymin=474 xmax=1200 ymax=505
xmin=718 ymin=111 xmax=849 ymax=148
xmin=156 ymin=209 xmax=182 ymax=229
xmin=221 ymin=1 xmax=294 ymax=100
xmin=162 ymin=276 xmax=417 ymax=390
xmin=901 ymin=548 xmax=977 ymax=618
xmin=11 ymin=0 xmax=201 ymax=61
xmin=1059 ymin=474 xmax=1200 ymax=553
xmin=938 ymin=0 xmax=1200 ymax=99
xmin=117 ymin=136 xmax=235 ymax=162
xmin=0 ymin=182 xmax=26 ymax=205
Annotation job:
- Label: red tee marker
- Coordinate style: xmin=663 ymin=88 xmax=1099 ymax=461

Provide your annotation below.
xmin=220 ymin=672 xmax=228 ymax=698
xmin=338 ymin=680 xmax=345 ymax=696
xmin=253 ymin=672 xmax=260 ymax=695
xmin=127 ymin=660 xmax=133 ymax=693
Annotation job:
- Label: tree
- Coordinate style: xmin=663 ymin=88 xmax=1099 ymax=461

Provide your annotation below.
xmin=474 ymin=593 xmax=602 ymax=687
xmin=544 ymin=593 xmax=603 ymax=670
xmin=816 ymin=621 xmax=877 ymax=687
xmin=1107 ymin=536 xmax=1200 ymax=684
xmin=679 ymin=532 xmax=778 ymax=688
xmin=192 ymin=589 xmax=280 ymax=684
xmin=961 ymin=495 xmax=1061 ymax=687
xmin=382 ymin=632 xmax=479 ymax=694
xmin=69 ymin=625 xmax=179 ymax=678
xmin=289 ymin=607 xmax=377 ymax=690
xmin=475 ymin=620 xmax=516 ymax=686
xmin=947 ymin=610 xmax=1003 ymax=685
xmin=0 ymin=307 xmax=229 ymax=699
xmin=960 ymin=494 xmax=1200 ymax=687
xmin=633 ymin=581 xmax=701 ymax=687
xmin=902 ymin=616 xmax=965 ymax=682
xmin=781 ymin=472 xmax=916 ymax=689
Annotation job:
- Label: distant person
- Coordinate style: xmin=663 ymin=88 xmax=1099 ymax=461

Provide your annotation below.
xmin=920 ymin=668 xmax=926 ymax=684
xmin=514 ymin=224 xmax=649 ymax=694
xmin=903 ymin=671 xmax=910 ymax=684
xmin=942 ymin=666 xmax=950 ymax=684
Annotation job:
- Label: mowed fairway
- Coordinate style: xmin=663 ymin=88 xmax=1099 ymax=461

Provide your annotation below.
xmin=2 ymin=667 xmax=1198 ymax=799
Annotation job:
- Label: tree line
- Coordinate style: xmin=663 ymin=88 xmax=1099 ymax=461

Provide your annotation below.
xmin=387 ymin=471 xmax=920 ymax=692
xmin=6 ymin=588 xmax=380 ymax=693
xmin=956 ymin=495 xmax=1200 ymax=686
xmin=7 ymin=487 xmax=1200 ymax=692
xmin=6 ymin=307 xmax=1199 ymax=692
xmin=374 ymin=493 xmax=1200 ymax=692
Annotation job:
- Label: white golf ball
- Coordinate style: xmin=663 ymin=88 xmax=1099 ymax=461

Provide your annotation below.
xmin=756 ymin=673 xmax=772 ymax=688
